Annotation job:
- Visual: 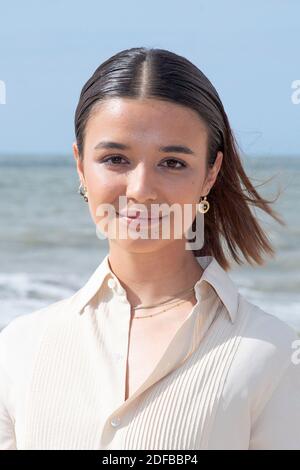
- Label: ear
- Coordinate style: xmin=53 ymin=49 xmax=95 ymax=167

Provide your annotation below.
xmin=203 ymin=151 xmax=223 ymax=195
xmin=72 ymin=142 xmax=85 ymax=183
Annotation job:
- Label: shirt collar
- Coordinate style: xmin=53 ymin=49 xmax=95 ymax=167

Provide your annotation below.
xmin=70 ymin=254 xmax=239 ymax=324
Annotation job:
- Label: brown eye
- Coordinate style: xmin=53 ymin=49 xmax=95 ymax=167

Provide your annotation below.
xmin=101 ymin=155 xmax=128 ymax=165
xmin=160 ymin=159 xmax=186 ymax=169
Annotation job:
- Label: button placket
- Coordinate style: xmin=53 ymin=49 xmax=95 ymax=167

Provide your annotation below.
xmin=110 ymin=416 xmax=121 ymax=427
xmin=113 ymin=352 xmax=124 ymax=361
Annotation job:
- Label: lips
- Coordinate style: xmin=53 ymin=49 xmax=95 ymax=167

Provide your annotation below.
xmin=117 ymin=208 xmax=167 ymax=219
xmin=117 ymin=211 xmax=162 ymax=220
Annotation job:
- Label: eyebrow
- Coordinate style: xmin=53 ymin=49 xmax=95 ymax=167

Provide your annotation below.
xmin=94 ymin=140 xmax=196 ymax=156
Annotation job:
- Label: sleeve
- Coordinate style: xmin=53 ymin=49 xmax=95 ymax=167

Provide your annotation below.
xmin=0 ymin=361 xmax=16 ymax=450
xmin=249 ymin=350 xmax=300 ymax=450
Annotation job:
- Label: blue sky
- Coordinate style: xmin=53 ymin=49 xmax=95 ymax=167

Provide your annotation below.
xmin=0 ymin=0 xmax=299 ymax=157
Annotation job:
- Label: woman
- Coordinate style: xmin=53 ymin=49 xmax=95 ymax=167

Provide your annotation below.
xmin=0 ymin=47 xmax=299 ymax=450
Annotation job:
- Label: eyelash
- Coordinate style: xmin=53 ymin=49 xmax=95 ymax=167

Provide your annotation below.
xmin=100 ymin=155 xmax=187 ymax=170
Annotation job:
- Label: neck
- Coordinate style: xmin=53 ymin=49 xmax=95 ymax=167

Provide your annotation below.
xmin=107 ymin=241 xmax=204 ymax=307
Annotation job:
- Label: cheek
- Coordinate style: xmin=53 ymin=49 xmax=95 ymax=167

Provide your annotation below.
xmin=85 ymin=165 xmax=119 ymax=200
xmin=83 ymin=168 xmax=119 ymax=224
xmin=172 ymin=179 xmax=202 ymax=204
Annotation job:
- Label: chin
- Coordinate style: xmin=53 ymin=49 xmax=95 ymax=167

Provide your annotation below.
xmin=109 ymin=237 xmax=173 ymax=254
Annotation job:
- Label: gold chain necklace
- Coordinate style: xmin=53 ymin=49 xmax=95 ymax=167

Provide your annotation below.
xmin=133 ymin=285 xmax=195 ymax=310
xmin=131 ymin=289 xmax=195 ymax=319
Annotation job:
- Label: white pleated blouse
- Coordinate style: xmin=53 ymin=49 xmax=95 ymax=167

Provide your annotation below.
xmin=0 ymin=253 xmax=299 ymax=450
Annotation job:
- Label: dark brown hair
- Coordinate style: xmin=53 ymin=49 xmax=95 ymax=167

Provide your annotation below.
xmin=74 ymin=47 xmax=285 ymax=271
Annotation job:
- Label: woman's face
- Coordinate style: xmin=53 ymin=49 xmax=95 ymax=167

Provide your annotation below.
xmin=73 ymin=97 xmax=223 ymax=254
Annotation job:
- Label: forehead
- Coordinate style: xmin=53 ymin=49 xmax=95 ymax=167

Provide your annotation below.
xmin=84 ymin=98 xmax=208 ymax=148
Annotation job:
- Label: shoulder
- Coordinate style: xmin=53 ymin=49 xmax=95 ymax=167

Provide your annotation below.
xmin=224 ymin=294 xmax=299 ymax=412
xmin=0 ymin=295 xmax=73 ymax=341
xmin=210 ymin=294 xmax=300 ymax=449
xmin=237 ymin=295 xmax=299 ymax=361
xmin=0 ymin=295 xmax=75 ymax=377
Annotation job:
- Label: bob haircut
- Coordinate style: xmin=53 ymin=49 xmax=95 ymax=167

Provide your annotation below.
xmin=74 ymin=47 xmax=285 ymax=271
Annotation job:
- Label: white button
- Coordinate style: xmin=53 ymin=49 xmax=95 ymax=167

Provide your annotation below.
xmin=107 ymin=278 xmax=116 ymax=289
xmin=114 ymin=352 xmax=123 ymax=361
xmin=110 ymin=416 xmax=121 ymax=427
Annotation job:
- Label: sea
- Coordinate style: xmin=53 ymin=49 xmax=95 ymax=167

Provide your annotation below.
xmin=0 ymin=154 xmax=299 ymax=335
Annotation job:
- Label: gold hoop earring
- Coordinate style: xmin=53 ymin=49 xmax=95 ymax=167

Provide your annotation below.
xmin=78 ymin=182 xmax=88 ymax=202
xmin=197 ymin=195 xmax=210 ymax=214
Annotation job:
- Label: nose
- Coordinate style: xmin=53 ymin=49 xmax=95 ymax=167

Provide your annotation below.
xmin=125 ymin=163 xmax=158 ymax=203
